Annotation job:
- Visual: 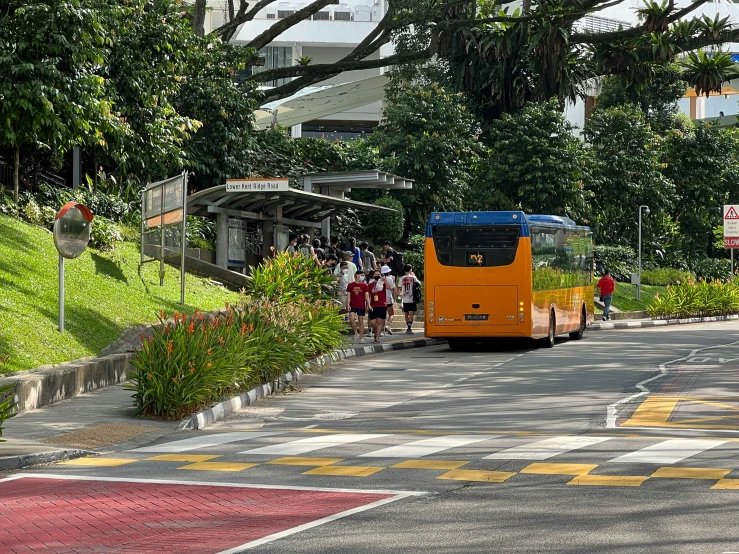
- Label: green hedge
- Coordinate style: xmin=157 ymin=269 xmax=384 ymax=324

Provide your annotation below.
xmin=640 ymin=268 xmax=693 ymax=286
xmin=648 ymin=280 xmax=739 ymax=319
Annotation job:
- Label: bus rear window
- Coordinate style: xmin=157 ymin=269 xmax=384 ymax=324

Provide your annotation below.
xmin=431 ymin=225 xmax=520 ymax=267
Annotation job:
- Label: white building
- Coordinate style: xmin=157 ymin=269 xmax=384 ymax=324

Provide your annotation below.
xmin=204 ymin=0 xmax=393 ymax=139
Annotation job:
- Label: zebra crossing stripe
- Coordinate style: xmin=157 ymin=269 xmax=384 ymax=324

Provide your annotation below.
xmin=129 ymin=432 xmax=283 ymax=453
xmin=239 ymin=434 xmax=389 ymax=456
xmin=483 ymin=436 xmax=612 ymax=461
xmin=358 ymin=435 xmax=494 ymax=458
xmin=608 ymin=439 xmax=727 ymax=464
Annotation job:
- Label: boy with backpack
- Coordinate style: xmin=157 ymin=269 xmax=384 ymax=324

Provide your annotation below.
xmin=379 ymin=241 xmax=404 ymax=277
xmin=398 ymin=264 xmax=422 ymax=334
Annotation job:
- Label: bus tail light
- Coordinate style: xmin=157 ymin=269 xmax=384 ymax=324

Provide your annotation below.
xmin=519 ymin=301 xmax=524 ymax=322
xmin=428 ymin=302 xmax=434 ymax=323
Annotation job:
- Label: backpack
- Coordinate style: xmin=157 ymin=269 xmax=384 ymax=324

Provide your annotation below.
xmin=412 ymin=280 xmax=422 ymax=303
xmin=389 ymin=249 xmax=404 ymax=276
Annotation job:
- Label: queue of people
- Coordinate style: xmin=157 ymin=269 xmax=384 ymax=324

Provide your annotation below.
xmin=284 ymin=234 xmax=419 ymax=343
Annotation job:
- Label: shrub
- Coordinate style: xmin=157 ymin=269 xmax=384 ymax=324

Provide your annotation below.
xmin=118 ymin=224 xmax=141 ymax=244
xmin=90 ymin=217 xmax=122 ymax=251
xmin=0 ymin=381 xmax=16 ymax=440
xmin=361 ymin=197 xmax=404 ymax=244
xmin=404 ymin=234 xmax=425 ymax=280
xmin=641 ymin=268 xmax=693 ymax=286
xmin=244 ymin=251 xmax=337 ymax=302
xmin=40 ymin=206 xmax=57 ymax=230
xmin=691 ymin=258 xmax=732 ymax=281
xmin=127 ymin=298 xmax=345 ymax=419
xmin=594 ymin=245 xmax=637 ymax=282
xmin=648 ymin=279 xmax=739 ymax=319
xmin=187 ymin=216 xmax=216 ymax=251
xmin=23 ymin=198 xmax=43 ymax=226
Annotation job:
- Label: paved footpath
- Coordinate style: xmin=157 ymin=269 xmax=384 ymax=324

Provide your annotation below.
xmin=7 ymin=322 xmax=739 ymax=553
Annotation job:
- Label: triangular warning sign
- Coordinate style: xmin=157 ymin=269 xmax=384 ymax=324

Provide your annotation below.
xmin=726 ymin=206 xmax=739 ymax=220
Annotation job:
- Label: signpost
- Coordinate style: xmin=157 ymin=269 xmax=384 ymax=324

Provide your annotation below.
xmin=225 ymin=178 xmax=289 ymax=193
xmin=53 ymin=203 xmax=93 ymax=333
xmin=724 ymin=205 xmax=739 ymax=274
xmin=141 ymin=173 xmax=187 ymax=305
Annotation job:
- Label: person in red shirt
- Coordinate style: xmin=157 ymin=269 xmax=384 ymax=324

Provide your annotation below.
xmin=346 ymin=270 xmax=370 ymax=342
xmin=596 ymin=270 xmax=616 ymax=321
xmin=368 ymin=269 xmax=388 ymax=343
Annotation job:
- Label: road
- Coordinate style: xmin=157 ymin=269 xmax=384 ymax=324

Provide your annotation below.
xmin=8 ymin=322 xmax=739 ymax=554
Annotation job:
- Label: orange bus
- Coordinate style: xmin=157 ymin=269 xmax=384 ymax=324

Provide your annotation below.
xmin=424 ymin=211 xmax=594 ymax=349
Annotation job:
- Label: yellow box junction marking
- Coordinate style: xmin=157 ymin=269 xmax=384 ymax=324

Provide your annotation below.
xmin=621 ymin=396 xmax=739 ymax=430
xmin=437 ymin=469 xmax=515 ymax=483
xmin=146 ymin=454 xmax=220 ymax=463
xmin=267 ymin=457 xmax=343 ymax=467
xmin=520 ymin=463 xmax=597 ymax=476
xmin=304 ymin=465 xmax=384 ymax=477
xmin=59 ymin=457 xmax=137 ymax=467
xmin=567 ymin=475 xmax=649 ymax=487
xmin=712 ymin=479 xmax=739 ymax=490
xmin=651 ymin=467 xmax=731 ymax=480
xmin=392 ymin=460 xmax=469 ymax=471
xmin=178 ymin=462 xmax=259 ymax=472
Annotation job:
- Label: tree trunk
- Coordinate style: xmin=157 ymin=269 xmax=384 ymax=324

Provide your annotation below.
xmin=522 ymin=0 xmax=531 ymax=14
xmin=194 ymin=0 xmax=206 ymax=36
xmin=13 ymin=146 xmax=19 ymax=205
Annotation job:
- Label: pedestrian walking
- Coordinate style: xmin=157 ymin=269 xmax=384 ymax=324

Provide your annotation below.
xmin=348 ymin=237 xmax=363 ymax=268
xmin=379 ymin=241 xmax=402 ymax=276
xmin=286 ymin=234 xmax=298 ymax=255
xmin=360 ymin=242 xmax=377 ymax=273
xmin=338 ymin=261 xmax=350 ymax=312
xmin=399 ymin=264 xmax=421 ymax=334
xmin=312 ymin=238 xmax=325 ymax=263
xmin=298 ymin=234 xmax=315 ymax=261
xmin=368 ymin=269 xmax=389 ymax=343
xmin=334 ymin=251 xmax=357 ymax=282
xmin=597 ymin=270 xmax=616 ymax=321
xmin=346 ymin=270 xmax=370 ymax=342
xmin=381 ymin=265 xmax=396 ymax=335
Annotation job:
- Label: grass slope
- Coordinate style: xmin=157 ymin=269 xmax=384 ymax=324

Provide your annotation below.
xmin=0 ymin=214 xmax=237 ymax=374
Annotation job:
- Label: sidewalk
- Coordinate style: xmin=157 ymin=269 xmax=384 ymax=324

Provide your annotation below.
xmin=0 ymin=333 xmax=431 ymax=470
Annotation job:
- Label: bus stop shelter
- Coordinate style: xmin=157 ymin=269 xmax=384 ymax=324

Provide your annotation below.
xmin=185 ymin=170 xmax=413 ymax=271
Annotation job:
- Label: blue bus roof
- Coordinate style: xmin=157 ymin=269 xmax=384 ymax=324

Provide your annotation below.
xmin=426 ymin=212 xmax=589 ymax=237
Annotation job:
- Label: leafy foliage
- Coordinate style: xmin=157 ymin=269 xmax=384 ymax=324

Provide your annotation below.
xmin=0 ymin=382 xmax=16 ymax=439
xmin=691 ymin=257 xmax=733 ymax=281
xmin=648 ymin=279 xmax=739 ymax=319
xmin=584 ymin=105 xmax=676 ymax=253
xmin=640 ymin=268 xmax=694 ymax=286
xmin=361 ymin=197 xmax=405 ymax=245
xmin=594 ymin=245 xmax=638 ymax=282
xmin=243 ymin=251 xmax=338 ymax=303
xmin=470 ymin=99 xmax=588 ymax=218
xmin=369 ymin=79 xmax=482 ymax=235
xmin=89 ymin=216 xmax=121 ymax=251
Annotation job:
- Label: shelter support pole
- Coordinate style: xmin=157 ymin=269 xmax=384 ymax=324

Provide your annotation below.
xmin=321 ymin=217 xmax=330 ymax=240
xmin=262 ymin=219 xmax=275 ymax=256
xmin=216 ymin=212 xmax=229 ymax=269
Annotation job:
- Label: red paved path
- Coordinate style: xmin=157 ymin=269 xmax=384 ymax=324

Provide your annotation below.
xmin=0 ymin=477 xmax=392 ymax=554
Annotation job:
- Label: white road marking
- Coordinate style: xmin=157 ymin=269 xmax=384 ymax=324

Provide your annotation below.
xmin=358 ymin=435 xmax=494 ymax=458
xmin=605 ymin=338 xmax=739 ymax=428
xmin=239 ymin=433 xmax=388 ymax=456
xmin=483 ymin=436 xmax=612 ymax=461
xmin=129 ymin=432 xmax=282 ymax=453
xmin=608 ymin=439 xmax=726 ymax=464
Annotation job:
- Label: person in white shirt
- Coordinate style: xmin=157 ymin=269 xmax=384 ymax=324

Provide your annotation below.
xmin=334 ymin=251 xmax=357 ymax=282
xmin=337 ymin=261 xmax=350 ymax=311
xmin=398 ymin=264 xmax=421 ymax=334
xmin=380 ymin=265 xmax=397 ymax=335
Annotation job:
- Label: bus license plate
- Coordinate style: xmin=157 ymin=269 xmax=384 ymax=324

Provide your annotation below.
xmin=464 ymin=314 xmax=489 ymax=321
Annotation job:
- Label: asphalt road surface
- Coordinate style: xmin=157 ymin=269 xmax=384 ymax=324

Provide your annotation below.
xmin=14 ymin=322 xmax=739 ymax=554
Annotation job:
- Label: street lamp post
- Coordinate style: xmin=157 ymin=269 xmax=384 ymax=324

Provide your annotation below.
xmin=637 ymin=205 xmax=650 ymax=302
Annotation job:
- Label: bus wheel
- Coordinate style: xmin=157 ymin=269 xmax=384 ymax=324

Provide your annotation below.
xmin=569 ymin=309 xmax=586 ymax=340
xmin=542 ymin=312 xmax=556 ymax=348
xmin=448 ymin=338 xmax=465 ymax=351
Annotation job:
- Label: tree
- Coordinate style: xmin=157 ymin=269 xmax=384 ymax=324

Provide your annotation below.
xmin=584 ymin=104 xmax=676 ymax=254
xmin=469 ymin=99 xmax=588 ymax=218
xmin=597 ymin=64 xmax=688 ymax=131
xmin=175 ymin=36 xmax=259 ymax=192
xmin=661 ymin=123 xmax=739 ymax=260
xmin=0 ymin=0 xmax=117 ymax=203
xmin=369 ymin=78 xmax=482 ymax=236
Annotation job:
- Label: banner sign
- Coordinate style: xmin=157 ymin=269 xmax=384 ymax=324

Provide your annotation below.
xmin=226 ymin=178 xmax=289 ymax=193
xmin=724 ymin=205 xmax=739 ymax=248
